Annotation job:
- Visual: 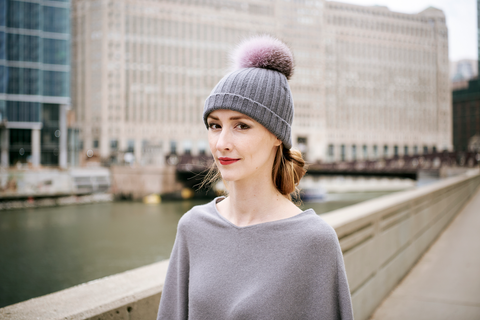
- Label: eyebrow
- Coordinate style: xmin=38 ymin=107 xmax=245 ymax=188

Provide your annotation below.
xmin=207 ymin=115 xmax=253 ymax=121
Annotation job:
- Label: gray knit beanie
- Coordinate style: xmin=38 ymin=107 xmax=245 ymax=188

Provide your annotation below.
xmin=203 ymin=35 xmax=295 ymax=149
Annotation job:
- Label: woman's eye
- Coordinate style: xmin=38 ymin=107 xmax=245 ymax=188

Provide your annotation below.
xmin=208 ymin=123 xmax=220 ymax=129
xmin=236 ymin=123 xmax=250 ymax=130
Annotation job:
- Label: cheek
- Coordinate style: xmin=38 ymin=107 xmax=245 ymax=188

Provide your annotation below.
xmin=207 ymin=132 xmax=217 ymax=152
xmin=242 ymin=138 xmax=269 ymax=161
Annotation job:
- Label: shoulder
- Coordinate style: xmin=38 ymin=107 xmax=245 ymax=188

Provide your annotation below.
xmin=295 ymin=210 xmax=341 ymax=250
xmin=177 ymin=197 xmax=221 ymax=232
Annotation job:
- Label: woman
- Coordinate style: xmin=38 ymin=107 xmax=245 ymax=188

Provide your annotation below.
xmin=157 ymin=35 xmax=353 ymax=320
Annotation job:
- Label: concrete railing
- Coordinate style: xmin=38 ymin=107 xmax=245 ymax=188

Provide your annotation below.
xmin=1 ymin=170 xmax=479 ymax=320
xmin=324 ymin=169 xmax=480 ymax=320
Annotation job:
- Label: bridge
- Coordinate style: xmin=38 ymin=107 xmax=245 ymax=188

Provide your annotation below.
xmin=172 ymin=151 xmax=480 ymax=181
xmin=1 ymin=169 xmax=479 ymax=320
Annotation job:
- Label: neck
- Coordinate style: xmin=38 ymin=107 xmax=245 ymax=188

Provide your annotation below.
xmin=217 ymin=174 xmax=300 ymax=227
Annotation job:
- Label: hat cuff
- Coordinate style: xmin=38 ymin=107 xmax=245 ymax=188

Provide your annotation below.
xmin=204 ymin=93 xmax=292 ymax=149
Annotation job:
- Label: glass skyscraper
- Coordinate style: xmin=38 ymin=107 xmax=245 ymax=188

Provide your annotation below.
xmin=0 ymin=0 xmax=70 ymax=167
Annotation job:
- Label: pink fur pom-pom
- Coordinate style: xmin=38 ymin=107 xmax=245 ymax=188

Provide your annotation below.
xmin=231 ymin=35 xmax=294 ymax=80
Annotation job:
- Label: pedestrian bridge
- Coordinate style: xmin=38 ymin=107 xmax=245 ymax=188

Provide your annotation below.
xmin=1 ymin=169 xmax=479 ymax=320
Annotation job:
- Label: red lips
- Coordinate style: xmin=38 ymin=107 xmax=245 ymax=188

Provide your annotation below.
xmin=218 ymin=157 xmax=240 ymax=165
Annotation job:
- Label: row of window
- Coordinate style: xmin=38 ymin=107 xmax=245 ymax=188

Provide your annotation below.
xmin=0 ymin=33 xmax=68 ymax=65
xmin=0 ymin=1 xmax=68 ymax=34
xmin=0 ymin=100 xmax=61 ymax=123
xmin=327 ymin=15 xmax=435 ymax=39
xmin=89 ymin=139 xmax=208 ymax=155
xmin=0 ymin=66 xmax=68 ymax=96
xmin=328 ymin=144 xmax=439 ymax=161
xmin=327 ymin=3 xmax=443 ymax=23
xmin=7 ymin=127 xmax=60 ymax=166
xmin=3 ymin=100 xmax=40 ymax=122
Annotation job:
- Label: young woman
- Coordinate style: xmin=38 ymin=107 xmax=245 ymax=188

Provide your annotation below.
xmin=157 ymin=35 xmax=353 ymax=320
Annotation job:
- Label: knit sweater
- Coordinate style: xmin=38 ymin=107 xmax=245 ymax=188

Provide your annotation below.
xmin=157 ymin=197 xmax=354 ymax=320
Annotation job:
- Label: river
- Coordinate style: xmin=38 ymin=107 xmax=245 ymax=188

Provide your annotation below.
xmin=0 ymin=192 xmax=393 ymax=308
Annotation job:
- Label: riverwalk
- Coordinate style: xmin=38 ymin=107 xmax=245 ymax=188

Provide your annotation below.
xmin=370 ymin=186 xmax=480 ymax=320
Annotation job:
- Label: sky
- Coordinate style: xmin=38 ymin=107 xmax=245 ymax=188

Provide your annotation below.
xmin=334 ymin=0 xmax=477 ymax=61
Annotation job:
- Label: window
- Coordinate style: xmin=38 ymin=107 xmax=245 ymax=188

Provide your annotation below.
xmin=43 ymin=39 xmax=68 ymax=65
xmin=362 ymin=145 xmax=367 ymax=159
xmin=404 ymin=146 xmax=409 ymax=156
xmin=373 ymin=145 xmax=378 ymax=158
xmin=341 ymin=144 xmax=345 ymax=162
xmin=110 ymin=139 xmax=118 ymax=150
xmin=9 ymin=129 xmax=31 ymax=165
xmin=43 ymin=71 xmax=68 ymax=97
xmin=198 ymin=140 xmax=207 ymax=155
xmin=93 ymin=139 xmax=99 ymax=148
xmin=183 ymin=140 xmax=192 ymax=155
xmin=7 ymin=1 xmax=40 ymax=30
xmin=7 ymin=34 xmax=40 ymax=62
xmin=413 ymin=145 xmax=418 ymax=155
xmin=394 ymin=145 xmax=398 ymax=157
xmin=127 ymin=139 xmax=135 ymax=153
xmin=6 ymin=101 xmax=40 ymax=122
xmin=352 ymin=145 xmax=357 ymax=161
xmin=383 ymin=145 xmax=389 ymax=157
xmin=5 ymin=67 xmax=33 ymax=95
xmin=328 ymin=144 xmax=334 ymax=158
xmin=170 ymin=140 xmax=177 ymax=154
xmin=423 ymin=146 xmax=428 ymax=154
xmin=297 ymin=136 xmax=308 ymax=157
xmin=42 ymin=6 xmax=68 ymax=33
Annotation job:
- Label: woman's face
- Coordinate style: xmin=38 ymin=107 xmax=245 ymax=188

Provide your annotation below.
xmin=207 ymin=109 xmax=281 ymax=184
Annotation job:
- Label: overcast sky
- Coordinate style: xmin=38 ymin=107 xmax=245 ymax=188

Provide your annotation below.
xmin=331 ymin=0 xmax=477 ymax=61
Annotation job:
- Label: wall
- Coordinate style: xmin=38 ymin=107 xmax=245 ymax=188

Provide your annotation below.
xmin=1 ymin=170 xmax=479 ymax=320
xmin=110 ymin=165 xmax=182 ymax=199
xmin=0 ymin=167 xmax=110 ymax=198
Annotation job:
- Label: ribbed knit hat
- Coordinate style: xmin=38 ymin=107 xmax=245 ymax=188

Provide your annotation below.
xmin=203 ymin=35 xmax=295 ymax=149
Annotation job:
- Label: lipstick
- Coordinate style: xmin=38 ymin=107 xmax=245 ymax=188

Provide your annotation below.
xmin=218 ymin=157 xmax=239 ymax=165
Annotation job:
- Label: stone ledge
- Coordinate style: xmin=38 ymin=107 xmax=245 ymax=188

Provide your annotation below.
xmin=0 ymin=261 xmax=169 ymax=320
xmin=322 ymin=169 xmax=480 ymax=236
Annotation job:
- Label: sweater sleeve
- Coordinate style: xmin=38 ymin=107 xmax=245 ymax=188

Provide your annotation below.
xmin=157 ymin=219 xmax=190 ymax=320
xmin=335 ymin=243 xmax=354 ymax=320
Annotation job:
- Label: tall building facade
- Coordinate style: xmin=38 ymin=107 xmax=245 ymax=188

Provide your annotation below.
xmin=324 ymin=4 xmax=451 ymax=162
xmin=0 ymin=0 xmax=70 ymax=167
xmin=451 ymin=0 xmax=480 ymax=153
xmin=72 ymin=0 xmax=450 ymax=165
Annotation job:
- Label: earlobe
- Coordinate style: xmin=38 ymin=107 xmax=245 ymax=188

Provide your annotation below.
xmin=274 ymin=139 xmax=282 ymax=147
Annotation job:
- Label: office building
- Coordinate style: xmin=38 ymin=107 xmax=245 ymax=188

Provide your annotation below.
xmin=451 ymin=0 xmax=480 ymax=153
xmin=72 ymin=0 xmax=450 ymax=164
xmin=0 ymin=0 xmax=71 ymax=167
xmin=324 ymin=4 xmax=451 ymax=161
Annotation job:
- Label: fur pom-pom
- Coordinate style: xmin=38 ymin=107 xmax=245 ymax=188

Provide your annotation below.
xmin=231 ymin=35 xmax=294 ymax=80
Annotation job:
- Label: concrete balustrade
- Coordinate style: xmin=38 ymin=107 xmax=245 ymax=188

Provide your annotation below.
xmin=1 ymin=170 xmax=479 ymax=320
xmin=323 ymin=169 xmax=480 ymax=320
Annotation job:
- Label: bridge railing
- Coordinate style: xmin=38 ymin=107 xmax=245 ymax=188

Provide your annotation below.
xmin=1 ymin=169 xmax=479 ymax=320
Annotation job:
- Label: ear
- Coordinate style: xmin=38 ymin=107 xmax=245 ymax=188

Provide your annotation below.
xmin=273 ymin=138 xmax=282 ymax=147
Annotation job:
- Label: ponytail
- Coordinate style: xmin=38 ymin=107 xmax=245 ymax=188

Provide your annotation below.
xmin=272 ymin=146 xmax=307 ymax=201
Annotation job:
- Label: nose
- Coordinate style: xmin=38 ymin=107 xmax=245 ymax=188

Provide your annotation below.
xmin=216 ymin=127 xmax=233 ymax=151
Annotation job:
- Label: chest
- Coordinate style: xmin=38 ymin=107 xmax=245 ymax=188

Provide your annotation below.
xmin=186 ymin=231 xmax=337 ymax=319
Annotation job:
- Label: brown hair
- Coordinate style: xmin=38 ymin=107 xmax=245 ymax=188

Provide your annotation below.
xmin=272 ymin=146 xmax=307 ymax=201
xmin=199 ymin=145 xmax=306 ymax=201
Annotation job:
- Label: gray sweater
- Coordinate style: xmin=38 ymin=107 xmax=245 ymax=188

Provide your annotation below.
xmin=157 ymin=198 xmax=354 ymax=320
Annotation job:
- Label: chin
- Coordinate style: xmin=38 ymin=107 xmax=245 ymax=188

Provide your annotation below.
xmin=218 ymin=172 xmax=239 ymax=182
xmin=217 ymin=168 xmax=245 ymax=183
